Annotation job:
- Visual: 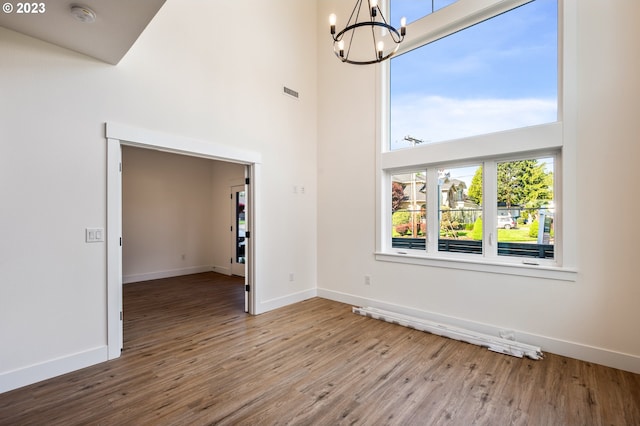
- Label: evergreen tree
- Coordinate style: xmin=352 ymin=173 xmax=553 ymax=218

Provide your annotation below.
xmin=466 ymin=161 xmax=552 ymax=208
xmin=498 ymin=160 xmax=552 ymax=208
xmin=468 ymin=166 xmax=483 ymax=205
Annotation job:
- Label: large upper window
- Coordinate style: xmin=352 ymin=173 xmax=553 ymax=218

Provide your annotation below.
xmin=389 ymin=0 xmax=557 ymax=150
xmin=378 ymin=0 xmax=574 ymax=280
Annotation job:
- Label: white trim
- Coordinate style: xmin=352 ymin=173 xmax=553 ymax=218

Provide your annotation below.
xmin=106 ymin=122 xmax=262 ymax=361
xmin=106 ymin=122 xmax=261 ymax=165
xmin=400 ymin=0 xmax=534 ymax=54
xmin=317 ymin=288 xmax=640 ymax=374
xmin=246 ymin=163 xmax=259 ymax=315
xmin=106 ymin=138 xmax=122 ymax=359
xmin=0 ymin=346 xmax=108 ymax=394
xmin=380 ymin=122 xmax=563 ymax=170
xmin=375 ymin=252 xmax=577 ymax=281
xmin=123 ymin=265 xmax=215 ymax=284
xmin=256 ymin=288 xmax=317 ymax=314
xmin=558 ymin=0 xmax=577 ymax=268
xmin=211 ymin=265 xmax=232 ymax=276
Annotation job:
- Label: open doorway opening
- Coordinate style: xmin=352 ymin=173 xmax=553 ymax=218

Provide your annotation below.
xmin=106 ymin=123 xmax=261 ymax=360
xmin=121 ymin=147 xmax=246 ymax=282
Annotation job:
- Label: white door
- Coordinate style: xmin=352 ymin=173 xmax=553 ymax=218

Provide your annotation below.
xmin=230 ymin=185 xmax=246 ymax=277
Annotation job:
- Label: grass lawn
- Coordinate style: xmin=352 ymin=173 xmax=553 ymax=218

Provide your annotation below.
xmin=438 ymin=226 xmax=536 ymax=242
xmin=497 ymin=226 xmax=534 ymax=242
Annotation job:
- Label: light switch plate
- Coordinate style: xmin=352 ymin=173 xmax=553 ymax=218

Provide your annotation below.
xmin=86 ymin=227 xmax=104 ymax=243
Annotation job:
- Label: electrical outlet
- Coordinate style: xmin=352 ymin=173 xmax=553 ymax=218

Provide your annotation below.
xmin=289 ymin=273 xmax=294 ymax=282
xmin=364 ymin=275 xmax=371 ymax=286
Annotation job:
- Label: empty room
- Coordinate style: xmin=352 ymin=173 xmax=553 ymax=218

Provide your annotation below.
xmin=1 ymin=0 xmax=639 ymax=424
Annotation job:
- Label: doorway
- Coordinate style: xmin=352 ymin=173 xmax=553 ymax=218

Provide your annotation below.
xmin=106 ymin=123 xmax=261 ymax=360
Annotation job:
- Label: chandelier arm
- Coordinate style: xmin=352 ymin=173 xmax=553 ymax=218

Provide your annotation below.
xmin=332 ymin=22 xmax=403 ymax=64
xmin=375 ymin=1 xmax=402 ymax=43
xmin=344 ymin=0 xmax=366 ymax=62
xmin=347 ymin=0 xmax=363 ymax=29
xmin=333 ymin=21 xmax=402 ymax=43
xmin=334 ymin=43 xmax=400 ymax=65
xmin=389 ymin=30 xmax=404 ymax=43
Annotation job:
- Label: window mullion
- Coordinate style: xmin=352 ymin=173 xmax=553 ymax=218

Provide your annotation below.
xmin=426 ymin=168 xmax=439 ymax=253
xmin=380 ymin=171 xmax=391 ymax=252
xmin=483 ymin=161 xmax=498 ymax=258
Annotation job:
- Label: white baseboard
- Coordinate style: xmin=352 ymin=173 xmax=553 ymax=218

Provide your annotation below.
xmin=0 ymin=346 xmax=108 ymax=394
xmin=257 ymin=288 xmax=317 ymax=314
xmin=317 ymin=288 xmax=640 ymax=374
xmin=123 ymin=265 xmax=213 ymax=284
xmin=211 ymin=265 xmax=231 ymax=275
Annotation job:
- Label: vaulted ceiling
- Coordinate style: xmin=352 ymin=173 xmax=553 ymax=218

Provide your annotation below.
xmin=0 ymin=0 xmax=166 ymax=64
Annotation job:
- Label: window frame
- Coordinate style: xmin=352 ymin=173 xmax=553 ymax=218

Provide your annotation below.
xmin=375 ymin=0 xmax=577 ymax=281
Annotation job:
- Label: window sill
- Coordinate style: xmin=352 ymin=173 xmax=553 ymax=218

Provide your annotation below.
xmin=375 ymin=251 xmax=577 ymax=281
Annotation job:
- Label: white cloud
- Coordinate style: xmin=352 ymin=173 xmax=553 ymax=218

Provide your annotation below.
xmin=390 ymin=95 xmax=557 ymax=149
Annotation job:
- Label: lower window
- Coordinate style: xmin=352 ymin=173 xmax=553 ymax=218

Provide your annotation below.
xmin=438 ymin=165 xmax=482 ymax=255
xmin=391 ymin=171 xmax=426 ymax=248
xmin=496 ymin=157 xmax=555 ymax=259
xmin=391 ymin=154 xmax=555 ymax=262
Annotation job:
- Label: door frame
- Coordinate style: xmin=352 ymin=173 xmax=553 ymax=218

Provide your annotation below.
xmin=106 ymin=122 xmax=261 ymax=360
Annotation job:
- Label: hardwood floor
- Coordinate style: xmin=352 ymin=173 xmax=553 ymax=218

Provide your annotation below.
xmin=1 ymin=272 xmax=639 ymax=425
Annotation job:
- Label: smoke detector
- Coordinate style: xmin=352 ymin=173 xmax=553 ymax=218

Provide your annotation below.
xmin=70 ymin=5 xmax=96 ymax=23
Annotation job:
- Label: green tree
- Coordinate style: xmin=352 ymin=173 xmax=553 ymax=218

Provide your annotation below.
xmin=471 ymin=216 xmax=483 ymax=240
xmin=519 ymin=163 xmax=553 ymax=209
xmin=497 ymin=160 xmax=552 ymax=208
xmin=468 ymin=166 xmax=483 ymax=205
xmin=529 ymin=219 xmax=539 ymax=238
xmin=392 ymin=210 xmax=411 ymax=226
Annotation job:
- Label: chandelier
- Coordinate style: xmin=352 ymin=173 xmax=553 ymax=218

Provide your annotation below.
xmin=329 ymin=0 xmax=406 ymax=65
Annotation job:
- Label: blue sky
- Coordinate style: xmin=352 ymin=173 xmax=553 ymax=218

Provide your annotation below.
xmin=389 ymin=0 xmax=558 ymax=149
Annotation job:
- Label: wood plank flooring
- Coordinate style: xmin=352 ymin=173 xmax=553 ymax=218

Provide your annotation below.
xmin=1 ymin=272 xmax=639 ymax=425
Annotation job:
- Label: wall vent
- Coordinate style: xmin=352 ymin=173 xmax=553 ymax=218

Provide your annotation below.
xmin=283 ymin=86 xmax=299 ymax=99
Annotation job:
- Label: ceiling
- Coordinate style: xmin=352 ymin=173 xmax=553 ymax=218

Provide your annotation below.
xmin=0 ymin=0 xmax=166 ymax=64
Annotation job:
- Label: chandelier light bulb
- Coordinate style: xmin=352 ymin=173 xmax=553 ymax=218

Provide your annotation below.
xmin=329 ymin=13 xmax=337 ymax=34
xmin=370 ymin=0 xmax=378 ymax=17
xmin=400 ymin=17 xmax=407 ymax=36
xmin=377 ymin=41 xmax=384 ymax=60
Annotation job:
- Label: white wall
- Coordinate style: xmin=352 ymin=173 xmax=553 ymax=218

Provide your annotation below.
xmin=316 ymin=0 xmax=640 ymax=373
xmin=0 ymin=0 xmax=318 ymax=392
xmin=121 ymin=146 xmax=244 ymax=283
